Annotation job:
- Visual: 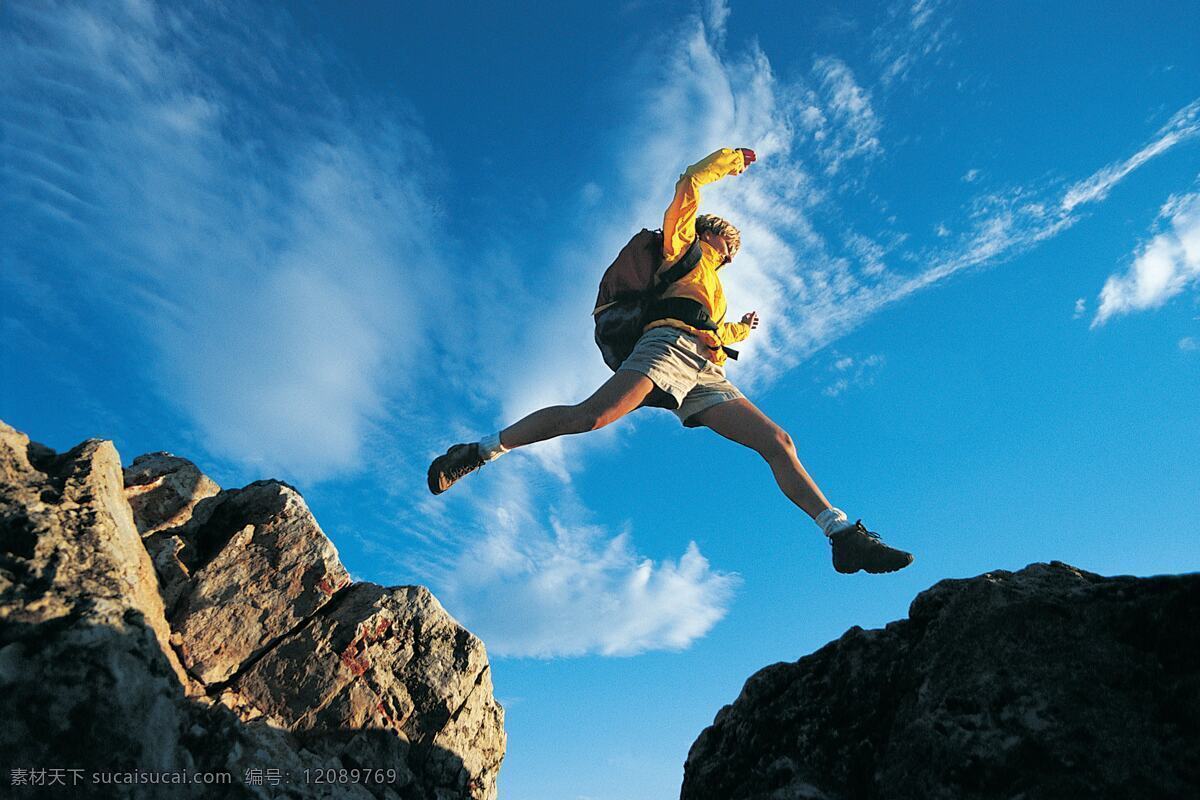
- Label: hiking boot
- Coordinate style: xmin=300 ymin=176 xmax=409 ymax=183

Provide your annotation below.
xmin=428 ymin=443 xmax=487 ymax=495
xmin=829 ymin=521 xmax=914 ymax=574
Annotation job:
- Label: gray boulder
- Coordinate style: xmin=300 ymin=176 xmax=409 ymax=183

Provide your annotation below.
xmin=682 ymin=561 xmax=1200 ymax=800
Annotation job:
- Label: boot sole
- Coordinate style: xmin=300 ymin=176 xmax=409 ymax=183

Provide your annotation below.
xmin=427 ymin=446 xmax=484 ymax=496
xmin=834 ymin=553 xmax=914 ymax=575
xmin=427 ymin=462 xmax=454 ymax=495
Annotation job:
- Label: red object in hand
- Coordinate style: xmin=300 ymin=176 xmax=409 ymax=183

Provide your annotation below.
xmin=738 ymin=148 xmax=757 ymax=166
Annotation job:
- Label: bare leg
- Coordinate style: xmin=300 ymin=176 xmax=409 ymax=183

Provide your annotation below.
xmin=688 ymin=398 xmax=832 ymax=519
xmin=500 ymin=370 xmax=663 ymax=449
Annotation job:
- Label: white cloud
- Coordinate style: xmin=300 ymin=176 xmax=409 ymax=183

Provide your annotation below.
xmin=1062 ymin=101 xmax=1200 ymax=213
xmin=845 ymin=231 xmax=890 ymax=275
xmin=429 ymin=465 xmax=740 ymax=658
xmin=703 ymin=0 xmax=732 ymax=44
xmin=872 ymin=0 xmax=952 ymax=86
xmin=861 ymin=105 xmax=1200 ymax=328
xmin=1074 ymin=297 xmax=1087 ymax=319
xmin=807 ymin=56 xmax=883 ymax=175
xmin=2 ymin=2 xmax=448 ymax=482
xmin=824 ymin=378 xmax=849 ymax=397
xmin=1180 ymin=336 xmax=1198 ymax=352
xmin=823 ymin=353 xmax=884 ymax=397
xmin=1092 ymin=191 xmax=1200 ymax=327
xmin=962 ymin=168 xmax=981 ymax=183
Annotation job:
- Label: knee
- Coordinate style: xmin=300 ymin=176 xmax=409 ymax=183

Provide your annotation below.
xmin=764 ymin=428 xmax=796 ymax=461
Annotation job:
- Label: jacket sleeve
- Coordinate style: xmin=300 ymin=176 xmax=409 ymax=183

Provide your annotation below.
xmin=718 ymin=320 xmax=751 ymax=345
xmin=660 ymin=148 xmax=746 ymax=267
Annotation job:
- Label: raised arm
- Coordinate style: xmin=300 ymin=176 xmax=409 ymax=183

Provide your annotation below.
xmin=661 ymin=147 xmax=755 ymax=265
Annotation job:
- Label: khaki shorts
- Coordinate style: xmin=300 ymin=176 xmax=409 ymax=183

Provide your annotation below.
xmin=617 ymin=327 xmax=744 ymax=426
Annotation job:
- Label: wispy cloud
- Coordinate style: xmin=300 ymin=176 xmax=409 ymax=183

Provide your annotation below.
xmin=1 ymin=1 xmax=448 ymax=483
xmin=806 ymin=56 xmax=884 ymax=175
xmin=1063 ymin=101 xmax=1200 ymax=213
xmin=871 ymin=0 xmax=954 ymax=86
xmin=420 ymin=462 xmax=740 ymax=658
xmin=853 ymin=101 xmax=1200 ymax=343
xmin=845 ymin=231 xmax=901 ymax=276
xmin=1092 ymin=190 xmax=1200 ymax=327
xmin=822 ymin=352 xmax=885 ymax=397
xmin=703 ymin=0 xmax=733 ymax=45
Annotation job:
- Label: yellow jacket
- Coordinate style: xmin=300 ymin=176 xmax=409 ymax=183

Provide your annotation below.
xmin=644 ymin=148 xmax=750 ymax=365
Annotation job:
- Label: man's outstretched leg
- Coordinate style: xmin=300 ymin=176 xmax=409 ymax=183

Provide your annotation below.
xmin=428 ymin=370 xmax=661 ymax=494
xmin=688 ymin=398 xmax=913 ymax=574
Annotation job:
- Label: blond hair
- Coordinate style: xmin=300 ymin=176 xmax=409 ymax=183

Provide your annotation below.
xmin=696 ymin=214 xmax=741 ymax=261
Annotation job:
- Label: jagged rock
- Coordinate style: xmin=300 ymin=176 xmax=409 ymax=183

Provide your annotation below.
xmin=235 ymin=583 xmax=505 ymax=798
xmin=164 ymin=481 xmax=351 ymax=685
xmin=0 ymin=420 xmax=505 ymax=799
xmin=126 ymin=452 xmax=224 ymax=616
xmin=0 ymin=419 xmax=204 ymax=785
xmin=0 ymin=420 xmax=190 ymax=690
xmin=124 ymin=452 xmax=220 ymax=535
xmin=681 ymin=562 xmax=1200 ymax=800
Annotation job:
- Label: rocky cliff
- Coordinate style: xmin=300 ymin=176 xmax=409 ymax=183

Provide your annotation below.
xmin=682 ymin=561 xmax=1199 ymax=800
xmin=0 ymin=420 xmax=504 ymax=799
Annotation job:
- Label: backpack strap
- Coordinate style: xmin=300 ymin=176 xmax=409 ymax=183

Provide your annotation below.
xmin=653 ymin=237 xmax=703 ymax=292
xmin=644 ymin=296 xmax=719 ymax=332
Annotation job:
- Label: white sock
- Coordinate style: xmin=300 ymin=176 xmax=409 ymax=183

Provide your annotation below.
xmin=479 ymin=432 xmax=509 ymax=462
xmin=816 ymin=507 xmax=853 ymax=537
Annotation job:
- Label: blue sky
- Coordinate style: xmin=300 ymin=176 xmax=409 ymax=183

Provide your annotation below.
xmin=2 ymin=1 xmax=1198 ymax=797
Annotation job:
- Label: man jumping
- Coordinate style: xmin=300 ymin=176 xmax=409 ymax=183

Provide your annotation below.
xmin=428 ymin=147 xmax=913 ymax=575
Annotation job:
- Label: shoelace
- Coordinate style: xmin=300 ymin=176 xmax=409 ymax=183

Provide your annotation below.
xmin=829 ymin=521 xmax=879 ymax=546
xmin=827 ymin=521 xmax=883 ymax=546
xmin=854 ymin=521 xmax=882 ymax=541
